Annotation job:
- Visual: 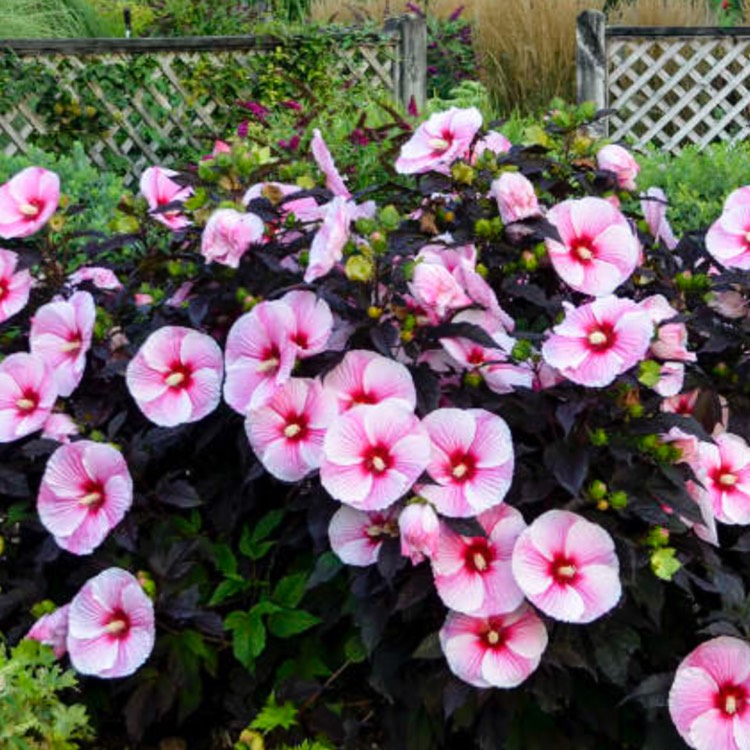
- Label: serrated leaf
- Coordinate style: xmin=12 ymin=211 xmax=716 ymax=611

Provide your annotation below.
xmin=212 ymin=543 xmax=238 ymax=578
xmin=273 ymin=573 xmax=308 ymax=608
xmin=267 ymin=609 xmax=320 ymax=638
xmin=249 ymin=693 xmax=298 ymax=733
xmin=208 ymin=578 xmax=250 ymax=607
xmin=224 ymin=610 xmax=265 ymax=669
xmin=240 ymin=511 xmax=284 ymax=559
xmin=344 ymin=634 xmax=367 ymax=663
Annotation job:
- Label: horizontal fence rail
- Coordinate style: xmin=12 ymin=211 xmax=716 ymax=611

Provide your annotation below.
xmin=577 ymin=9 xmax=750 ymax=151
xmin=0 ymin=16 xmax=426 ymax=185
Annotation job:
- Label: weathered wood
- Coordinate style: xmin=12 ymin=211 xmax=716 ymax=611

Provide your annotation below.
xmin=576 ymin=10 xmax=608 ymax=135
xmin=607 ymin=25 xmax=750 ymax=38
xmin=385 ymin=14 xmax=427 ymax=110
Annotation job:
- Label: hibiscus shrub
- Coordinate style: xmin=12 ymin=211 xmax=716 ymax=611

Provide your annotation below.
xmin=3 ymin=99 xmax=750 ymax=749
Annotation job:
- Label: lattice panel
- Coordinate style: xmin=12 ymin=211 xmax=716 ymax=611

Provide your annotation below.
xmin=608 ymin=35 xmax=750 ymax=151
xmin=0 ymin=39 xmax=398 ymax=185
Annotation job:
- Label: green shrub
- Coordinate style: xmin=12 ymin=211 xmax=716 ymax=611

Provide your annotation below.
xmin=0 ymin=142 xmax=125 ymax=236
xmin=637 ymin=140 xmax=750 ymax=234
xmin=0 ymin=639 xmax=93 ymax=749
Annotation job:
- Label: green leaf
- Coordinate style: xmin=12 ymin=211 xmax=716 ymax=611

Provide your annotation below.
xmin=239 ymin=510 xmax=284 ymax=560
xmin=344 ymin=634 xmax=367 ymax=664
xmin=249 ymin=692 xmax=298 ymax=734
xmin=651 ymin=547 xmax=682 ymax=581
xmin=249 ymin=509 xmax=285 ymax=544
xmin=267 ymin=609 xmax=320 ymax=638
xmin=272 ymin=573 xmax=308 ymax=608
xmin=208 ymin=578 xmax=250 ymax=607
xmin=212 ymin=543 xmax=238 ymax=578
xmin=224 ymin=610 xmax=266 ymax=669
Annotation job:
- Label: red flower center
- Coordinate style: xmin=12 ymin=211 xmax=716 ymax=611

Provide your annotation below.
xmin=104 ymin=608 xmax=131 ymax=639
xmin=60 ymin=332 xmax=82 ymax=356
xmin=465 ymin=539 xmax=495 ymax=573
xmin=712 ymin=465 xmax=739 ymax=491
xmin=283 ymin=414 xmax=308 ymax=442
xmin=363 ymin=444 xmax=392 ymax=474
xmin=0 ymin=279 xmax=7 ymax=302
xmin=164 ymin=362 xmax=192 ymax=389
xmin=586 ymin=322 xmax=615 ymax=352
xmin=571 ymin=236 xmax=596 ymax=263
xmin=449 ymin=451 xmax=476 ymax=483
xmin=550 ymin=556 xmax=578 ymax=585
xmin=257 ymin=346 xmax=281 ymax=374
xmin=291 ymin=332 xmax=309 ymax=349
xmin=19 ymin=199 xmax=42 ymax=219
xmin=15 ymin=389 xmax=38 ymax=413
xmin=79 ymin=481 xmax=106 ymax=511
xmin=482 ymin=619 xmax=506 ymax=649
xmin=350 ymin=389 xmax=376 ymax=406
xmin=466 ymin=347 xmax=486 ymax=367
xmin=717 ymin=684 xmax=747 ymax=717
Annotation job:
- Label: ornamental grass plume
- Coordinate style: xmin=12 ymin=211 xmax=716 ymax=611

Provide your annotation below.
xmin=37 ymin=440 xmax=133 ymax=556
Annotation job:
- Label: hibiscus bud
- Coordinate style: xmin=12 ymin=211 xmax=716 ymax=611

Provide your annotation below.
xmin=451 ymin=162 xmax=475 ymax=185
xmin=136 ymin=571 xmax=157 ymax=600
xmin=475 ymin=218 xmax=492 ymax=237
xmin=589 ymin=428 xmax=609 ymax=446
xmin=589 ymin=480 xmax=608 ymax=501
xmin=398 ymin=503 xmax=439 ymax=564
xmin=345 ymin=255 xmax=374 ymax=282
xmin=650 ymin=547 xmax=681 ymax=581
xmin=464 ymin=371 xmax=483 ymax=388
xmin=237 ymin=730 xmax=264 ymax=750
xmin=596 ymin=144 xmax=640 ymax=191
xmin=609 ymin=491 xmax=628 ymax=509
xmin=367 ymin=306 xmax=383 ymax=319
xmin=520 ymin=250 xmax=538 ymax=272
xmin=490 ymin=172 xmax=541 ymax=224
xmin=596 ymin=499 xmax=609 ymax=511
xmin=378 ymin=205 xmax=401 ymax=231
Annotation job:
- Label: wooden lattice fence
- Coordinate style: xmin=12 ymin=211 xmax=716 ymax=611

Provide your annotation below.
xmin=577 ymin=10 xmax=750 ymax=151
xmin=0 ymin=16 xmax=426 ymax=184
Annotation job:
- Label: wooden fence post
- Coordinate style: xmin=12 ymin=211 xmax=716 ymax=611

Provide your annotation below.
xmin=576 ymin=10 xmax=607 ymax=134
xmin=385 ymin=14 xmax=427 ymax=111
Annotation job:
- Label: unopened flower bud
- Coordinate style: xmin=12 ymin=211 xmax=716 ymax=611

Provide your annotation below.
xmin=398 ymin=503 xmax=439 ymax=564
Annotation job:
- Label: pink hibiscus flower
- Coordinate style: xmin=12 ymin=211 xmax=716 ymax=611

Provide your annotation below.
xmin=242 ymin=182 xmax=321 ymax=223
xmin=440 ymin=310 xmax=534 ymax=394
xmin=66 ymin=266 xmax=123 ymax=291
xmin=37 ymin=440 xmax=133 ymax=555
xmin=398 ymin=502 xmax=440 ymax=564
xmin=245 ymin=378 xmax=338 ymax=482
xmin=0 ymin=167 xmax=60 ymax=239
xmin=420 ymin=408 xmax=514 ymax=518
xmin=139 ymin=166 xmax=192 ymax=231
xmin=305 ymin=197 xmax=376 ymax=283
xmin=669 ymin=636 xmax=750 ymax=750
xmin=200 ymin=208 xmax=264 ymax=268
xmin=408 ymin=246 xmax=473 ymax=320
xmin=328 ymin=505 xmax=398 ymax=566
xmin=30 ymin=291 xmax=95 ymax=398
xmin=322 ymin=350 xmax=417 ymax=413
xmin=471 ymin=131 xmax=512 ymax=163
xmin=511 ymin=509 xmax=621 ymax=623
xmin=26 ymin=604 xmax=70 ymax=658
xmin=67 ymin=568 xmax=155 ymax=679
xmin=431 ymin=504 xmax=526 ymax=616
xmin=282 ymin=290 xmax=333 ymax=359
xmin=224 ymin=300 xmax=298 ymax=414
xmin=42 ymin=412 xmax=79 ymax=443
xmin=545 ymin=197 xmax=640 ymax=296
xmin=490 ymin=172 xmax=541 ymax=224
xmin=596 ymin=144 xmax=640 ymax=190
xmin=639 ymin=294 xmax=695 ymax=363
xmin=126 ymin=326 xmax=224 ymax=427
xmin=439 ymin=604 xmax=548 ymax=689
xmin=311 ymin=128 xmax=351 ymax=199
xmin=541 ymin=296 xmax=653 ymax=388
xmin=641 ymin=187 xmax=678 ymax=250
xmin=0 ymin=352 xmax=58 ymax=443
xmin=689 ymin=433 xmax=750 ymax=525
xmin=395 ymin=107 xmax=483 ymax=175
xmin=0 ymin=248 xmax=32 ymax=324
xmin=706 ymin=201 xmax=750 ymax=270
xmin=320 ymin=401 xmax=430 ymax=511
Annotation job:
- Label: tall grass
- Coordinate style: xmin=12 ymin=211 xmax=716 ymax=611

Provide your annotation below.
xmin=311 ymin=0 xmax=719 ymax=113
xmin=0 ymin=0 xmax=114 ymax=38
